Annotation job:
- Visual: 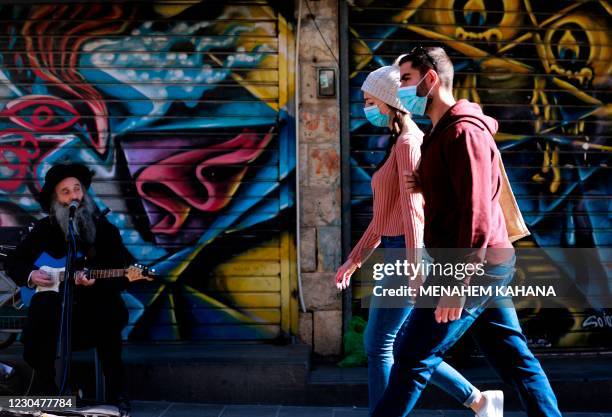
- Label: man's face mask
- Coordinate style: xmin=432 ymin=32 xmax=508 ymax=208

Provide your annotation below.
xmin=364 ymin=104 xmax=389 ymax=127
xmin=397 ymin=72 xmax=436 ymax=116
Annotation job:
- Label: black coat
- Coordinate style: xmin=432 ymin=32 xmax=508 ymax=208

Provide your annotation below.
xmin=5 ymin=215 xmax=133 ymax=324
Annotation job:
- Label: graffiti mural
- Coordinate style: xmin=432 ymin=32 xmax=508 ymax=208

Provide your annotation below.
xmin=348 ymin=0 xmax=611 ymax=349
xmin=0 ymin=1 xmax=297 ymax=340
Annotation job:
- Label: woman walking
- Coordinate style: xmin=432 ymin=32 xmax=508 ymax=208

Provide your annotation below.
xmin=334 ymin=64 xmax=503 ymax=417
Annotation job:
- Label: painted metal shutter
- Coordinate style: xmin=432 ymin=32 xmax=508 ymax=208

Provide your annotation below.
xmin=347 ymin=0 xmax=611 ymax=350
xmin=0 ymin=1 xmax=297 ymax=341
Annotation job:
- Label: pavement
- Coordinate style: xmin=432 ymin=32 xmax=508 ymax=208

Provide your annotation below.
xmin=2 ymin=344 xmax=611 ymax=415
xmin=3 ymin=402 xmax=610 ymax=417
xmin=111 ymin=402 xmax=612 ymax=417
xmin=4 ymin=344 xmax=612 ymax=410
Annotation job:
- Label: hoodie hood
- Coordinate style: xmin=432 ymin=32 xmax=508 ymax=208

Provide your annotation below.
xmin=436 ymin=99 xmax=498 ymax=136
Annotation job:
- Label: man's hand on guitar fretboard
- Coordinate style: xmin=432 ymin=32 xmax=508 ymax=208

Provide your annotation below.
xmin=75 ymin=270 xmax=95 ymax=287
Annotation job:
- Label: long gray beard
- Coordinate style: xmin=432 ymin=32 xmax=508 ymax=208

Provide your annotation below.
xmin=51 ymin=193 xmax=99 ymax=245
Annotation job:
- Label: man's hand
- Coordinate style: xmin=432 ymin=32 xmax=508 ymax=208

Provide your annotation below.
xmin=30 ymin=270 xmax=54 ymax=287
xmin=403 ymin=170 xmax=422 ymax=194
xmin=75 ymin=271 xmax=95 ymax=287
xmin=335 ymin=260 xmax=359 ymax=290
xmin=434 ymin=295 xmax=465 ymax=323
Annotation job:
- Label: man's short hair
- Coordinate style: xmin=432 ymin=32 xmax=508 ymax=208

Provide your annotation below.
xmin=397 ymin=46 xmax=454 ymax=90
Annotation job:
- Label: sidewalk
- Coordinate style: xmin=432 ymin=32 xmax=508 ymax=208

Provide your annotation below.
xmin=3 ymin=345 xmax=612 ymax=411
xmin=127 ymin=402 xmax=612 ymax=417
xmin=3 ymin=402 xmax=612 ymax=417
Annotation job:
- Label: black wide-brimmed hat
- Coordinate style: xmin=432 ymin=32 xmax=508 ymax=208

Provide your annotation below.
xmin=38 ymin=163 xmax=93 ymax=212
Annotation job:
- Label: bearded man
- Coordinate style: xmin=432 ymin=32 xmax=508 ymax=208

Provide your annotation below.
xmin=6 ymin=163 xmax=132 ymax=416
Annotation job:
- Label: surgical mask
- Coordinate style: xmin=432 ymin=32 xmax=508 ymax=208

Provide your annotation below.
xmin=364 ymin=105 xmax=389 ymax=127
xmin=397 ymin=74 xmax=435 ymax=116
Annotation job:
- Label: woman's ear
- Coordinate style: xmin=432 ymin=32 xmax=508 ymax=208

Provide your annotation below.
xmin=379 ymin=103 xmax=391 ymax=115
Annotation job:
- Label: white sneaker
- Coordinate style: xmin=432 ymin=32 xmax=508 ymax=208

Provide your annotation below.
xmin=475 ymin=390 xmax=504 ymax=417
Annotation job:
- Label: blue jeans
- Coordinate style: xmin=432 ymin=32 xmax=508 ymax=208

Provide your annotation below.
xmin=372 ymin=255 xmax=562 ymax=417
xmin=364 ymin=236 xmax=478 ymax=415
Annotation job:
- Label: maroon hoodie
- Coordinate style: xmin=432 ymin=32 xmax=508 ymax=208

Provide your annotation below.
xmin=418 ymin=99 xmax=511 ymax=251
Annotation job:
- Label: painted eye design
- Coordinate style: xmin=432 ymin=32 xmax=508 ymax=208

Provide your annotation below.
xmin=0 ymin=131 xmax=41 ymax=192
xmin=2 ymin=95 xmax=80 ymax=132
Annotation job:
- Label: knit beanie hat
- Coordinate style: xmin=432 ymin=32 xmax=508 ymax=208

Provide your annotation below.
xmin=361 ymin=65 xmax=407 ymax=113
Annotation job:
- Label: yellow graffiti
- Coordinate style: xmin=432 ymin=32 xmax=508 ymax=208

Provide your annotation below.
xmin=531 ymin=77 xmax=551 ymax=134
xmin=184 ymin=284 xmax=277 ymax=328
xmin=428 ymin=0 xmax=524 ymax=43
xmin=205 ymin=4 xmax=294 ymax=112
xmin=532 ymin=143 xmax=561 ymax=194
xmin=153 ymin=0 xmax=201 ymax=17
xmin=551 ymin=78 xmax=602 ymax=106
xmin=453 ymin=73 xmax=480 ymax=103
xmin=349 ymin=27 xmax=375 ymax=78
xmin=540 ymin=13 xmax=611 ymax=86
xmin=391 ymin=0 xmax=429 ymax=23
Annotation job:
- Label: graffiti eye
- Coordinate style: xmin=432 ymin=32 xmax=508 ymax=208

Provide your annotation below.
xmin=552 ymin=24 xmax=589 ymax=72
xmin=455 ymin=0 xmax=505 ymax=29
xmin=3 ymin=95 xmax=80 ymax=132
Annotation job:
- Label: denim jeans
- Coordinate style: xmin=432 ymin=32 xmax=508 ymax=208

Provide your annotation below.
xmin=364 ymin=236 xmax=478 ymax=416
xmin=372 ymin=255 xmax=562 ymax=417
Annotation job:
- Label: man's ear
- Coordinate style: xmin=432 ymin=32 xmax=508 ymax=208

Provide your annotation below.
xmin=427 ymin=69 xmax=438 ymax=88
xmin=424 ymin=69 xmax=440 ymax=96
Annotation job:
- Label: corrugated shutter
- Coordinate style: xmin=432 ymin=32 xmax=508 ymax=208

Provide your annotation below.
xmin=0 ymin=1 xmax=297 ymax=341
xmin=347 ymin=0 xmax=611 ymax=350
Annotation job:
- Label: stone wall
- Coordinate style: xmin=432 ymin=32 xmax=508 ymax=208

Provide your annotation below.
xmin=296 ymin=0 xmax=343 ymax=356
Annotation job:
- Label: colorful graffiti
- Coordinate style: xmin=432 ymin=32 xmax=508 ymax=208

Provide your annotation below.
xmin=0 ymin=2 xmax=297 ymax=340
xmin=348 ymin=0 xmax=611 ymax=349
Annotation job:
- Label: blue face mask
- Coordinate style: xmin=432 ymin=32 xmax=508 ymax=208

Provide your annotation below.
xmin=397 ymin=74 xmax=434 ymax=116
xmin=364 ymin=105 xmax=389 ymax=127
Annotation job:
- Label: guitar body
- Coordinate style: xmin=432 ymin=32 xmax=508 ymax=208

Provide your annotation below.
xmin=35 ymin=266 xmax=63 ymax=293
xmin=33 ymin=252 xmax=83 ymax=294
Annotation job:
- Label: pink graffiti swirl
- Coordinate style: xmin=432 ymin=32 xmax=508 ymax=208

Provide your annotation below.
xmin=136 ymin=129 xmax=274 ymax=235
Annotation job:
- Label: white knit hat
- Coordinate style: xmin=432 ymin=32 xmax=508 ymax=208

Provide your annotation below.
xmin=361 ymin=65 xmax=407 ymax=113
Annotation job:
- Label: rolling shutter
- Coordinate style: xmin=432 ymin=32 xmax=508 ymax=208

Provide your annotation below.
xmin=346 ymin=0 xmax=611 ymax=350
xmin=0 ymin=1 xmax=297 ymax=341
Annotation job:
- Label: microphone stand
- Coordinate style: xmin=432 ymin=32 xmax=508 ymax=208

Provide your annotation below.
xmin=57 ymin=216 xmax=77 ymax=396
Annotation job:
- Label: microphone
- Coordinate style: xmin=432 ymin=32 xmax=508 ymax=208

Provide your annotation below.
xmin=68 ymin=200 xmax=79 ymax=220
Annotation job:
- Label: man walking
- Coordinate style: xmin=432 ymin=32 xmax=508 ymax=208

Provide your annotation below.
xmin=372 ymin=47 xmax=562 ymax=417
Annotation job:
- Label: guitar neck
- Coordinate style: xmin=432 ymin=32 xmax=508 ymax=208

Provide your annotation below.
xmin=89 ymin=269 xmax=127 ymax=279
xmin=59 ymin=268 xmax=126 ymax=280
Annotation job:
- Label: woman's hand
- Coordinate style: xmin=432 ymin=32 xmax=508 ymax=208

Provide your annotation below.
xmin=335 ymin=260 xmax=359 ymax=290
